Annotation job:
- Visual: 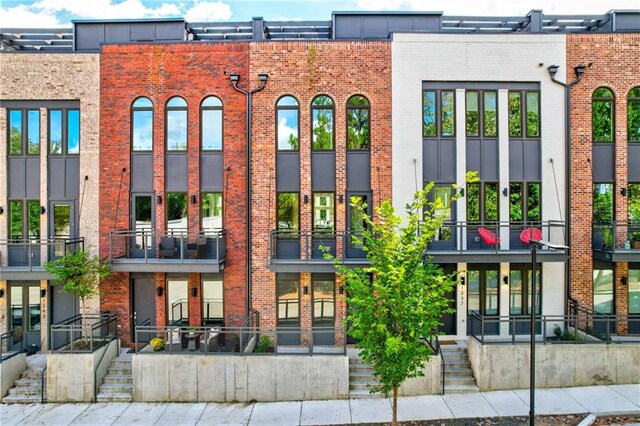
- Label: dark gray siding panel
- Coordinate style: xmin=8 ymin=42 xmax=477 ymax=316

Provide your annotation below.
xmin=523 ymin=140 xmax=541 ymax=181
xmin=440 ymin=140 xmax=456 ymax=182
xmin=8 ymin=158 xmax=26 ymax=199
xmin=65 ymin=157 xmax=79 ymax=199
xmin=347 ymin=152 xmax=371 ymax=191
xmin=277 ymin=153 xmax=300 ymax=192
xmin=334 ymin=16 xmax=362 ymax=38
xmin=629 ymin=145 xmax=640 ymax=182
xmin=388 ymin=16 xmax=414 ymax=32
xmin=48 ymin=157 xmax=65 ymax=199
xmin=131 ymin=153 xmax=153 ymax=192
xmin=156 ymin=22 xmax=186 ymax=40
xmin=200 ymin=153 xmax=223 ymax=191
xmin=482 ymin=140 xmax=499 ymax=181
xmin=333 ymin=14 xmax=441 ymax=39
xmin=509 ymin=140 xmax=525 ymax=181
xmin=362 ymin=16 xmax=389 ymax=38
xmin=466 ymin=140 xmax=481 ymax=177
xmin=130 ymin=23 xmax=155 ymax=41
xmin=413 ymin=15 xmax=442 ymax=30
xmin=615 ymin=12 xmax=640 ymax=31
xmin=423 ymin=140 xmax=439 ymax=182
xmin=592 ymin=144 xmax=614 ymax=182
xmin=26 ymin=158 xmax=40 ymax=199
xmin=165 ymin=154 xmax=188 ymax=192
xmin=424 ymin=140 xmax=456 ymax=182
xmin=312 ymin=152 xmax=336 ymax=191
xmin=75 ymin=23 xmax=104 ymax=51
xmin=104 ymin=23 xmax=130 ymax=43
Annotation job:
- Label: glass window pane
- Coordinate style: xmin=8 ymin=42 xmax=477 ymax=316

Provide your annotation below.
xmin=484 ymin=183 xmax=498 ymax=221
xmin=593 ymin=183 xmax=613 ymax=223
xmin=277 ymin=277 xmax=299 ymax=324
xmin=526 ymin=92 xmax=540 ymax=138
xmin=441 ymin=91 xmax=455 ymax=137
xmin=10 ymin=286 xmax=23 ymax=328
xmin=10 ymin=201 xmax=23 ymax=240
xmin=527 ymin=269 xmax=542 ymax=315
xmin=201 ymin=109 xmax=222 ymax=150
xmin=28 ymin=287 xmax=41 ymax=331
xmin=485 ymin=270 xmax=499 ymax=315
xmin=527 ymin=183 xmax=541 ymax=222
xmin=592 ymin=88 xmax=613 ymax=143
xmin=312 ymin=108 xmax=334 ymax=150
xmin=27 ymin=110 xmax=40 ymax=155
xmin=628 ymin=183 xmax=640 ymax=221
xmin=277 ymin=193 xmax=299 ymax=232
xmin=313 ymin=193 xmax=334 ymax=232
xmin=167 ymin=97 xmax=187 ymax=108
xmin=465 ymin=91 xmax=479 ymax=136
xmin=593 ymin=269 xmax=614 ymax=314
xmin=347 ymin=95 xmax=369 ymax=107
xmin=67 ymin=110 xmax=80 ymax=154
xmin=167 ymin=193 xmax=187 ymax=232
xmin=434 ymin=186 xmax=452 ymax=241
xmin=313 ymin=279 xmax=334 ymax=321
xmin=629 ymin=99 xmax=640 ymax=142
xmin=167 ymin=279 xmax=188 ymax=325
xmin=133 ymin=97 xmax=153 ymax=108
xmin=277 ymin=109 xmax=299 ymax=150
xmin=467 ymin=271 xmax=480 ymax=313
xmin=423 ymin=91 xmax=436 ymax=137
xmin=484 ymin=92 xmax=497 ymax=137
xmin=509 ymin=183 xmax=522 ymax=221
xmin=349 ymin=195 xmax=368 ymax=249
xmin=510 ymin=270 xmax=523 ymax=314
xmin=27 ymin=201 xmax=40 ymax=239
xmin=202 ymin=279 xmax=223 ymax=323
xmin=201 ymin=193 xmax=223 ymax=230
xmin=467 ymin=183 xmax=480 ymax=221
xmin=167 ymin=110 xmax=187 ymax=151
xmin=134 ymin=196 xmax=152 ymax=250
xmin=49 ymin=110 xmax=63 ymax=154
xmin=347 ymin=106 xmax=370 ymax=150
xmin=277 ymin=96 xmax=298 ymax=107
xmin=133 ymin=110 xmax=153 ymax=151
xmin=53 ymin=203 xmax=71 ymax=256
xmin=9 ymin=110 xmax=22 ymax=155
xmin=201 ymin=96 xmax=222 ymax=108
xmin=508 ymin=92 xmax=522 ymax=137
xmin=629 ymin=269 xmax=640 ymax=314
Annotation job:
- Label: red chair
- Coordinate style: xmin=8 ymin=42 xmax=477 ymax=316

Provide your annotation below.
xmin=478 ymin=227 xmax=500 ymax=245
xmin=520 ymin=227 xmax=543 ymax=244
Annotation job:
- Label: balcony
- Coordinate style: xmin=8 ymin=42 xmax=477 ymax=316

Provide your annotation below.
xmin=109 ymin=229 xmax=226 ymax=273
xmin=592 ymin=221 xmax=640 ymax=262
xmin=0 ymin=237 xmax=85 ymax=280
xmin=425 ymin=221 xmax=567 ymax=263
xmin=268 ymin=231 xmax=369 ymax=273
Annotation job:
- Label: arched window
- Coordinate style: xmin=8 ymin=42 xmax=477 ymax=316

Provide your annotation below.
xmin=166 ymin=96 xmax=187 ymax=151
xmin=201 ymin=96 xmax=223 ymax=151
xmin=132 ymin=97 xmax=153 ymax=151
xmin=628 ymin=87 xmax=640 ymax=142
xmin=592 ymin=87 xmax=614 ymax=143
xmin=276 ymin=96 xmax=299 ymax=151
xmin=347 ymin=95 xmax=370 ymax=150
xmin=311 ymin=95 xmax=334 ymax=150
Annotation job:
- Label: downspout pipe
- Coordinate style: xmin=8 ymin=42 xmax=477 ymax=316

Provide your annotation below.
xmin=230 ymin=73 xmax=268 ymax=327
xmin=547 ymin=64 xmax=586 ymax=315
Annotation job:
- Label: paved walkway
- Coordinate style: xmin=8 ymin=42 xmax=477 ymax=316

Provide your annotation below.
xmin=2 ymin=384 xmax=639 ymax=425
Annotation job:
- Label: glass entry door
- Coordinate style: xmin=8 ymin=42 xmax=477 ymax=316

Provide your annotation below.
xmin=467 ymin=268 xmax=499 ymax=335
xmin=49 ymin=202 xmax=74 ymax=259
xmin=9 ymin=282 xmax=41 ymax=347
xmin=131 ymin=194 xmax=154 ymax=258
xmin=277 ymin=274 xmax=301 ymax=345
xmin=312 ymin=275 xmax=335 ymax=345
xmin=509 ymin=267 xmax=541 ymax=335
xmin=346 ymin=193 xmax=371 ymax=258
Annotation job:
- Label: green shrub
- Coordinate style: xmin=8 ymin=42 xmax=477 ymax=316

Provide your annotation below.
xmin=255 ymin=335 xmax=271 ymax=353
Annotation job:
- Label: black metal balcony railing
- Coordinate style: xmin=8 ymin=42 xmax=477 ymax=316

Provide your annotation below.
xmin=0 ymin=327 xmax=24 ymax=362
xmin=0 ymin=237 xmax=84 ymax=269
xmin=269 ymin=230 xmax=367 ymax=261
xmin=592 ymin=222 xmax=640 ymax=260
xmin=50 ymin=313 xmax=118 ymax=353
xmin=109 ymin=229 xmax=226 ymax=263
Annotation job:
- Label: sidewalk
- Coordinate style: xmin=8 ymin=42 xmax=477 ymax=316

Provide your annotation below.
xmin=2 ymin=384 xmax=639 ymax=425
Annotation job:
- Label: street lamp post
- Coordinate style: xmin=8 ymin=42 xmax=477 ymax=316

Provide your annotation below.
xmin=529 ymin=239 xmax=568 ymax=426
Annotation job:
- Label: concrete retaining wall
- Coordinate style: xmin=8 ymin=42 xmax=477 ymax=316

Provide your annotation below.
xmin=468 ymin=337 xmax=640 ymax=391
xmin=399 ymin=355 xmax=442 ymax=396
xmin=46 ymin=339 xmax=120 ymax=402
xmin=132 ymin=355 xmax=349 ymax=402
xmin=0 ymin=354 xmax=27 ymax=397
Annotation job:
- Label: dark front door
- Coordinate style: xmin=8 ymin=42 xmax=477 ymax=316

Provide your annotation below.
xmin=9 ymin=282 xmax=41 ymax=348
xmin=312 ymin=274 xmax=335 ymax=345
xmin=346 ymin=193 xmax=371 ymax=259
xmin=131 ymin=275 xmax=156 ymax=344
xmin=50 ymin=284 xmax=79 ymax=350
xmin=131 ymin=194 xmax=154 ymax=258
xmin=439 ymin=264 xmax=457 ymax=335
xmin=49 ymin=202 xmax=74 ymax=260
xmin=277 ymin=274 xmax=300 ymax=346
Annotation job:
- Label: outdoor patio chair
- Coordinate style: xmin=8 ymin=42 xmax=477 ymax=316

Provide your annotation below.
xmin=199 ymin=327 xmax=221 ymax=353
xmin=520 ymin=227 xmax=543 ymax=244
xmin=159 ymin=237 xmax=177 ymax=259
xmin=166 ymin=327 xmax=182 ymax=352
xmin=478 ymin=227 xmax=500 ymax=245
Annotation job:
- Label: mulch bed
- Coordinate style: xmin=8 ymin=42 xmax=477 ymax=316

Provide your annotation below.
xmin=354 ymin=415 xmax=586 ymax=425
xmin=593 ymin=415 xmax=640 ymax=425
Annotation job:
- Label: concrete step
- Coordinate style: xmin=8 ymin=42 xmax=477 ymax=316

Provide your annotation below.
xmin=2 ymin=393 xmax=45 ymax=404
xmin=349 ymin=389 xmax=386 ymax=399
xmin=13 ymin=377 xmax=41 ymax=387
xmin=444 ymin=376 xmax=477 ymax=385
xmin=8 ymin=385 xmax=43 ymax=396
xmin=440 ymin=347 xmax=466 ymax=352
xmin=349 ymin=377 xmax=379 ymax=386
xmin=107 ymin=367 xmax=132 ymax=375
xmin=443 ymin=359 xmax=471 ymax=366
xmin=349 ymin=370 xmax=376 ymax=378
xmin=20 ymin=370 xmax=46 ymax=380
xmin=95 ymin=392 xmax=133 ymax=403
xmin=102 ymin=374 xmax=133 ymax=384
xmin=98 ymin=382 xmax=133 ymax=392
xmin=349 ymin=363 xmax=374 ymax=371
xmin=110 ymin=360 xmax=132 ymax=368
xmin=442 ymin=368 xmax=475 ymax=377
xmin=445 ymin=384 xmax=480 ymax=394
xmin=349 ymin=381 xmax=380 ymax=390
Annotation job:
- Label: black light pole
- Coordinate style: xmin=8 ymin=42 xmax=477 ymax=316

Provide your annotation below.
xmin=528 ymin=239 xmax=568 ymax=426
xmin=230 ymin=72 xmax=268 ymax=324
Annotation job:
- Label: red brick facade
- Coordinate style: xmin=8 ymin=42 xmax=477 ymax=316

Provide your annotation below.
xmin=568 ymin=34 xmax=640 ymax=319
xmin=99 ymin=43 xmax=250 ymax=345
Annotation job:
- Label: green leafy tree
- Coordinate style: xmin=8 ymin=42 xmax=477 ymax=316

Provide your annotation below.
xmin=326 ymin=178 xmax=471 ymax=425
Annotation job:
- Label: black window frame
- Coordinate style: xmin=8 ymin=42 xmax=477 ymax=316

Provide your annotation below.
xmin=311 ymin=95 xmax=335 ymax=151
xmin=200 ymin=96 xmax=223 ymax=152
xmin=509 ymin=182 xmax=541 ymax=223
xmin=592 ymin=87 xmax=615 ymax=143
xmin=201 ymin=192 xmax=223 ymax=231
xmin=346 ymin=94 xmax=371 ymax=151
xmin=48 ymin=108 xmax=80 ymax=156
xmin=131 ymin=96 xmax=154 ymax=152
xmin=423 ymin=89 xmax=456 ymax=138
xmin=8 ymin=108 xmax=41 ymax=156
xmin=466 ymin=182 xmax=499 ymax=223
xmin=165 ymin=96 xmax=188 ymax=152
xmin=508 ymin=264 xmax=542 ymax=316
xmin=312 ymin=192 xmax=335 ymax=233
xmin=628 ymin=86 xmax=640 ymax=143
xmin=276 ymin=192 xmax=300 ymax=235
xmin=276 ymin=95 xmax=300 ymax=151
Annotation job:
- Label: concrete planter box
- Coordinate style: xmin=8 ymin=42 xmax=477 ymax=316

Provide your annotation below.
xmin=399 ymin=355 xmax=442 ymax=396
xmin=1 ymin=353 xmax=27 ymax=398
xmin=468 ymin=337 xmax=640 ymax=391
xmin=46 ymin=339 xmax=120 ymax=402
xmin=133 ymin=354 xmax=349 ymax=402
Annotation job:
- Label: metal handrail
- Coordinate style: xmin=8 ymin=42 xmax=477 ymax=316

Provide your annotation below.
xmin=0 ymin=327 xmax=25 ymax=363
xmin=40 ymin=365 xmax=47 ymax=404
xmin=424 ymin=333 xmax=445 ymax=395
xmin=269 ymin=230 xmax=364 ymax=261
xmin=0 ymin=237 xmax=85 ymax=269
xmin=50 ymin=313 xmax=118 ymax=353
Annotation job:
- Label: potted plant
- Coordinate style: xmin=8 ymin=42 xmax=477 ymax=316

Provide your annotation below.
xmin=601 ymin=226 xmax=613 ymax=249
xmin=150 ymin=337 xmax=165 ymax=351
xmin=630 ymin=232 xmax=640 ymax=249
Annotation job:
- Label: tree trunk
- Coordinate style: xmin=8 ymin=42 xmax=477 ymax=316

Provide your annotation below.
xmin=392 ymin=386 xmax=398 ymax=426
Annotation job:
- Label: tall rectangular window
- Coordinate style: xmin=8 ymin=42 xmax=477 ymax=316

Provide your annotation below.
xmin=483 ymin=91 xmax=497 ymax=137
xmin=167 ymin=279 xmax=188 ymax=325
xmin=593 ymin=269 xmax=614 ymax=314
xmin=313 ymin=276 xmax=335 ymax=323
xmin=465 ymin=91 xmax=479 ymax=136
xmin=27 ymin=110 xmax=40 ymax=155
xmin=277 ymin=275 xmax=300 ymax=326
xmin=467 ymin=183 xmax=498 ymax=222
xmin=201 ymin=96 xmax=223 ymax=150
xmin=166 ymin=193 xmax=187 ymax=232
xmin=509 ymin=183 xmax=541 ymax=222
xmin=508 ymin=91 xmax=522 ymax=137
xmin=201 ymin=193 xmax=223 ymax=230
xmin=9 ymin=201 xmax=23 ymax=240
xmin=9 ymin=110 xmax=23 ymax=155
xmin=67 ymin=110 xmax=80 ymax=154
xmin=202 ymin=279 xmax=223 ymax=324
xmin=441 ymin=91 xmax=455 ymax=137
xmin=132 ymin=99 xmax=153 ymax=151
xmin=593 ymin=183 xmax=613 ymax=223
xmin=423 ymin=91 xmax=436 ymax=137
xmin=48 ymin=109 xmax=80 ymax=155
xmin=277 ymin=193 xmax=299 ymax=233
xmin=313 ymin=193 xmax=334 ymax=233
xmin=526 ymin=92 xmax=540 ymax=137
xmin=27 ymin=201 xmax=40 ymax=238
xmin=49 ymin=110 xmax=63 ymax=154
xmin=629 ymin=269 xmax=640 ymax=314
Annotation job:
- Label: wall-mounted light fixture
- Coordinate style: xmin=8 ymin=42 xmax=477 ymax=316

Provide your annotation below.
xmin=339 ymin=285 xmax=344 ymax=295
xmin=191 ymin=288 xmax=198 ymax=297
xmin=503 ymin=188 xmax=509 ymax=197
xmin=156 ymin=286 xmax=164 ymax=297
xmin=459 ymin=188 xmax=465 ymax=197
xmin=40 ymin=206 xmax=46 ymax=215
xmin=0 ymin=289 xmax=4 ymax=298
xmin=304 ymin=195 xmax=309 ymax=204
xmin=258 ymin=73 xmax=269 ymax=83
xmin=303 ymin=285 xmax=309 ymax=295
xmin=460 ymin=276 xmax=465 ymax=286
xmin=621 ymin=188 xmax=628 ymax=197
xmin=0 ymin=206 xmax=3 ymax=215
xmin=338 ymin=194 xmax=344 ymax=204
xmin=157 ymin=195 xmax=162 ymax=205
xmin=41 ymin=289 xmax=47 ymax=298
xmin=503 ymin=276 xmax=509 ymax=285
xmin=191 ymin=194 xmax=197 ymax=204
xmin=621 ymin=276 xmax=628 ymax=286
xmin=229 ymin=73 xmax=240 ymax=83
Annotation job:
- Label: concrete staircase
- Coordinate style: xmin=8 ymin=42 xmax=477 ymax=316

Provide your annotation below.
xmin=348 ymin=356 xmax=385 ymax=399
xmin=95 ymin=350 xmax=133 ymax=402
xmin=2 ymin=367 xmax=47 ymax=403
xmin=441 ymin=345 xmax=479 ymax=394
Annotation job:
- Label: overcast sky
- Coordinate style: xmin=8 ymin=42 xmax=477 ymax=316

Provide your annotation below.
xmin=1 ymin=0 xmax=638 ymax=28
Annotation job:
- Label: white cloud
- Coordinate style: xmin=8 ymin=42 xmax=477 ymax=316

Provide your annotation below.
xmin=0 ymin=4 xmax=63 ymax=28
xmin=33 ymin=0 xmax=181 ymax=19
xmin=184 ymin=1 xmax=232 ymax=22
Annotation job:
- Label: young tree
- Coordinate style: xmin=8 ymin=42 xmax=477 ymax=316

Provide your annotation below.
xmin=329 ymin=182 xmax=463 ymax=425
xmin=44 ymin=249 xmax=111 ymax=334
